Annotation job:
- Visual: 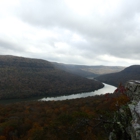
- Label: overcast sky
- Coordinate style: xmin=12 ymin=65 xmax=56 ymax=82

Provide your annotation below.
xmin=0 ymin=0 xmax=140 ymax=66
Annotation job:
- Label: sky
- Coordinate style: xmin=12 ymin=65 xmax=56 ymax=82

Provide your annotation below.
xmin=0 ymin=0 xmax=140 ymax=66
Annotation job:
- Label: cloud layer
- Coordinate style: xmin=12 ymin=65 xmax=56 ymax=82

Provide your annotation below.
xmin=0 ymin=0 xmax=140 ymax=66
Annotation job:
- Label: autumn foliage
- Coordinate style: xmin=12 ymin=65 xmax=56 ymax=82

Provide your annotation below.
xmin=0 ymin=55 xmax=103 ymax=99
xmin=0 ymin=85 xmax=130 ymax=140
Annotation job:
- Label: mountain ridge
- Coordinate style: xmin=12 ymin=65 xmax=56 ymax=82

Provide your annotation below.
xmin=0 ymin=55 xmax=104 ymax=99
xmin=96 ymin=65 xmax=140 ymax=86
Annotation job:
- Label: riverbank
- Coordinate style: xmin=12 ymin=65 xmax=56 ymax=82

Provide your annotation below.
xmin=40 ymin=83 xmax=116 ymax=101
xmin=0 ymin=83 xmax=116 ymax=104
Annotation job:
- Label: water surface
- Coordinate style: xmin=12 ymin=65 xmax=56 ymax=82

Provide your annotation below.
xmin=40 ymin=83 xmax=116 ymax=101
xmin=0 ymin=83 xmax=116 ymax=104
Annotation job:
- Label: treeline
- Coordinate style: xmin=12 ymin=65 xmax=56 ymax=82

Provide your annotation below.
xmin=0 ymin=86 xmax=130 ymax=140
xmin=0 ymin=55 xmax=103 ymax=99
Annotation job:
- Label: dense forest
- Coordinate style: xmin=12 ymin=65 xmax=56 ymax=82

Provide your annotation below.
xmin=0 ymin=55 xmax=103 ymax=99
xmin=0 ymin=55 xmax=132 ymax=139
xmin=0 ymin=85 xmax=130 ymax=140
xmin=96 ymin=65 xmax=140 ymax=86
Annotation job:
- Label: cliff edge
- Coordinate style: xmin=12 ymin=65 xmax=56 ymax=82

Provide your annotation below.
xmin=125 ymin=80 xmax=140 ymax=140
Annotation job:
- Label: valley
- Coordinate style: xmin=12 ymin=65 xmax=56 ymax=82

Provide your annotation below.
xmin=0 ymin=55 xmax=103 ymax=100
xmin=0 ymin=55 xmax=138 ymax=140
xmin=52 ymin=62 xmax=125 ymax=77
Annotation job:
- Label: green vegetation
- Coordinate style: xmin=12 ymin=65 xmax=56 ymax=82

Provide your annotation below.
xmin=0 ymin=55 xmax=103 ymax=99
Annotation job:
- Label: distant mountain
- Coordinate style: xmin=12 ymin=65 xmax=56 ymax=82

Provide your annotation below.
xmin=96 ymin=65 xmax=140 ymax=86
xmin=0 ymin=55 xmax=104 ymax=99
xmin=52 ymin=62 xmax=125 ymax=77
xmin=52 ymin=62 xmax=98 ymax=78
xmin=81 ymin=65 xmax=125 ymax=75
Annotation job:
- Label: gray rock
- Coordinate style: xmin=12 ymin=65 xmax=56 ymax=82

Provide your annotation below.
xmin=125 ymin=80 xmax=140 ymax=140
xmin=125 ymin=80 xmax=140 ymax=101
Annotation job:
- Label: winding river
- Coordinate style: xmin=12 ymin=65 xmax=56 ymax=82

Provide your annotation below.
xmin=40 ymin=83 xmax=116 ymax=101
xmin=0 ymin=83 xmax=116 ymax=104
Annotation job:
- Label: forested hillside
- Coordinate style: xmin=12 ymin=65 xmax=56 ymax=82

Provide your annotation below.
xmin=0 ymin=85 xmax=130 ymax=140
xmin=0 ymin=55 xmax=103 ymax=99
xmin=96 ymin=65 xmax=140 ymax=86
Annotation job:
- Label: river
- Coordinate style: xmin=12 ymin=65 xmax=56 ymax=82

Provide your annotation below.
xmin=0 ymin=83 xmax=116 ymax=104
xmin=40 ymin=83 xmax=116 ymax=101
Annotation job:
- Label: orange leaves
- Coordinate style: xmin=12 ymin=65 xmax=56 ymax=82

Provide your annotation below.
xmin=0 ymin=136 xmax=6 ymax=140
xmin=0 ymin=85 xmax=130 ymax=140
xmin=27 ymin=123 xmax=43 ymax=139
xmin=103 ymin=84 xmax=130 ymax=111
xmin=115 ymin=94 xmax=130 ymax=106
xmin=104 ymin=93 xmax=130 ymax=112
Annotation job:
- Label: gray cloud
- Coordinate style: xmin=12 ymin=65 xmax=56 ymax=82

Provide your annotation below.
xmin=0 ymin=39 xmax=25 ymax=53
xmin=0 ymin=0 xmax=140 ymax=66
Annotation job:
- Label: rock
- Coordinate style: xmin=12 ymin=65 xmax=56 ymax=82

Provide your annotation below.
xmin=109 ymin=131 xmax=117 ymax=140
xmin=125 ymin=80 xmax=140 ymax=140
xmin=125 ymin=80 xmax=140 ymax=101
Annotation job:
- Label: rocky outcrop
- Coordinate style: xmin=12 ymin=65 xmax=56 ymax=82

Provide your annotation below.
xmin=125 ymin=80 xmax=140 ymax=140
xmin=109 ymin=80 xmax=140 ymax=140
